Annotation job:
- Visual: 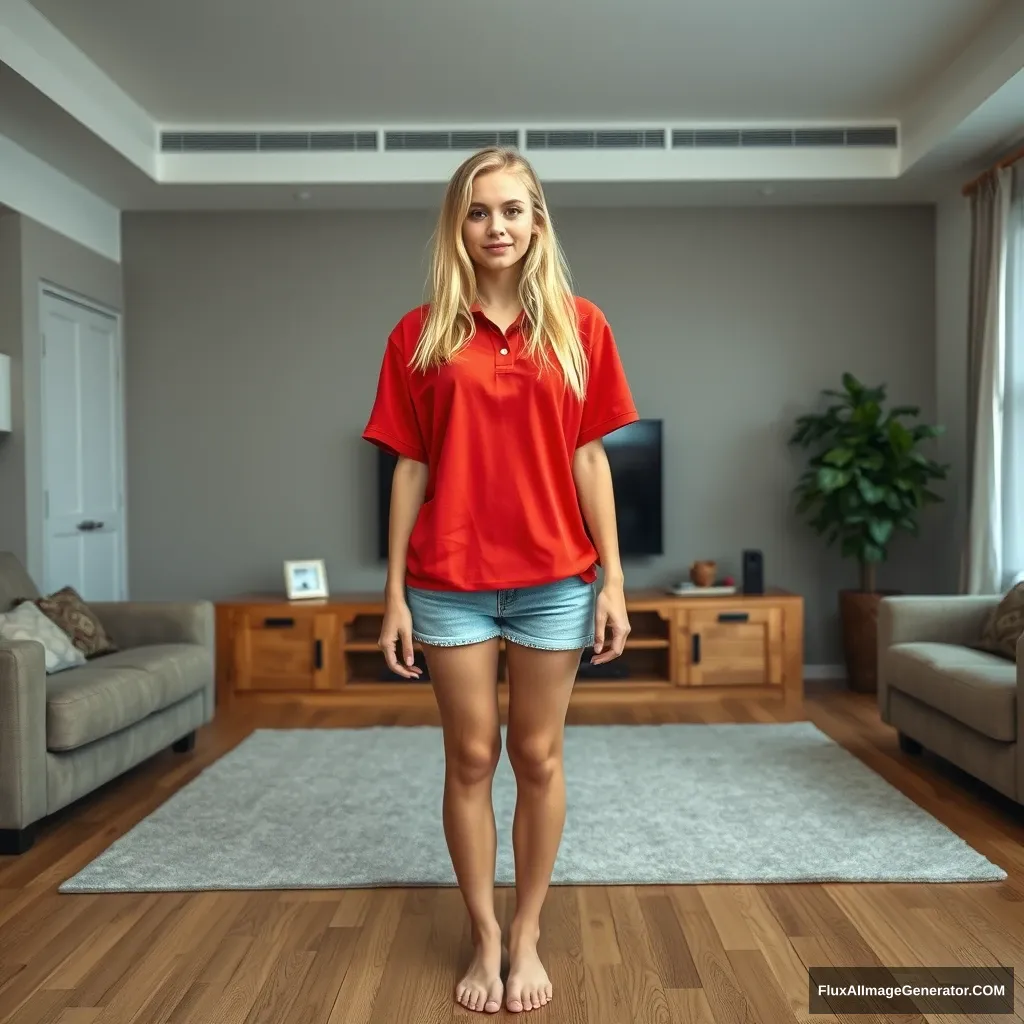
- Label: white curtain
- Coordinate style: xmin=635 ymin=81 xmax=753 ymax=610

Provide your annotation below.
xmin=964 ymin=164 xmax=1023 ymax=593
xmin=1004 ymin=165 xmax=1024 ymax=587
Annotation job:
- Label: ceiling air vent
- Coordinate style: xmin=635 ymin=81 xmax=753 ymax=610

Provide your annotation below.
xmin=794 ymin=129 xmax=847 ymax=146
xmin=384 ymin=131 xmax=519 ymax=151
xmin=844 ymin=127 xmax=898 ymax=147
xmin=526 ymin=129 xmax=665 ymax=149
xmin=160 ymin=131 xmax=378 ymax=152
xmin=672 ymin=126 xmax=897 ymax=149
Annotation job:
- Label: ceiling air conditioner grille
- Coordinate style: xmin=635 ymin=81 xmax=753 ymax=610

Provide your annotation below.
xmin=526 ymin=129 xmax=665 ymax=149
xmin=794 ymin=129 xmax=847 ymax=146
xmin=161 ymin=131 xmax=378 ymax=152
xmin=384 ymin=131 xmax=519 ymax=151
xmin=672 ymin=126 xmax=897 ymax=148
xmin=845 ymin=127 xmax=898 ymax=147
xmin=160 ymin=124 xmax=897 ymax=154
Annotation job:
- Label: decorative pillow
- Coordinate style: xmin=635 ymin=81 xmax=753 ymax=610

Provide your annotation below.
xmin=0 ymin=600 xmax=87 ymax=673
xmin=15 ymin=586 xmax=118 ymax=659
xmin=978 ymin=582 xmax=1024 ymax=661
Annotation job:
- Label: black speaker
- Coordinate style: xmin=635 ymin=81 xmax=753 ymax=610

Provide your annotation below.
xmin=742 ymin=549 xmax=764 ymax=594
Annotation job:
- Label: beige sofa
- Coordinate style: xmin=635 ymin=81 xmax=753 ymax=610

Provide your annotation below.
xmin=0 ymin=551 xmax=215 ymax=854
xmin=878 ymin=594 xmax=1024 ymax=804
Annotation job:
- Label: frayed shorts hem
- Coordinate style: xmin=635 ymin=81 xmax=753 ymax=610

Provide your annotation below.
xmin=502 ymin=630 xmax=595 ymax=651
xmin=412 ymin=629 xmax=594 ymax=652
xmin=411 ymin=629 xmax=499 ymax=648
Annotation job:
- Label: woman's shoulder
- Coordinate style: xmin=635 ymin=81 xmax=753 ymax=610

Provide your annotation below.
xmin=570 ymin=296 xmax=613 ymax=347
xmin=386 ymin=303 xmax=431 ymax=351
xmin=571 ymin=294 xmax=610 ymax=326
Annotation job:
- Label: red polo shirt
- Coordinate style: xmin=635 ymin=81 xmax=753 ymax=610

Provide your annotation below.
xmin=363 ymin=296 xmax=639 ymax=591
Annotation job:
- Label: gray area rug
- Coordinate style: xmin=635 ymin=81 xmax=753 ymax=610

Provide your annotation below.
xmin=59 ymin=722 xmax=1007 ymax=892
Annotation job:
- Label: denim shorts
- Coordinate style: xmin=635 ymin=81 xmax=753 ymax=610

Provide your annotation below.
xmin=406 ymin=575 xmax=596 ymax=650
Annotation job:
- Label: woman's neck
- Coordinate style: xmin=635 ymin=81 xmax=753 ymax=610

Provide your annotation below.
xmin=474 ymin=267 xmax=521 ymax=310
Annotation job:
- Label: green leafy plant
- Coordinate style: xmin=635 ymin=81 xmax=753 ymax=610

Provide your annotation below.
xmin=789 ymin=372 xmax=949 ymax=593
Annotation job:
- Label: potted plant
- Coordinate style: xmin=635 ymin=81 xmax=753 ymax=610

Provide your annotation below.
xmin=789 ymin=372 xmax=949 ymax=692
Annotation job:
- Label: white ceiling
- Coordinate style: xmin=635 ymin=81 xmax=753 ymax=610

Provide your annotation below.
xmin=25 ymin=0 xmax=1005 ymax=124
xmin=0 ymin=0 xmax=1021 ymax=221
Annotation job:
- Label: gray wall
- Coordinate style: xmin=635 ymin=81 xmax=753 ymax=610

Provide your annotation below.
xmin=121 ymin=205 xmax=943 ymax=664
xmin=0 ymin=212 xmax=123 ymax=582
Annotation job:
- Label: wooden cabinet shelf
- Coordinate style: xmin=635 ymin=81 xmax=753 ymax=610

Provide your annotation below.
xmin=215 ymin=588 xmax=804 ymax=710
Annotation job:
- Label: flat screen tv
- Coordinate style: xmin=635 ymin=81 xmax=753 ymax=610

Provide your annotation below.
xmin=375 ymin=418 xmax=663 ymax=559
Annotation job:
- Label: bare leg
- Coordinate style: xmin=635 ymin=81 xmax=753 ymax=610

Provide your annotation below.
xmin=423 ymin=638 xmax=504 ymax=1014
xmin=503 ymin=642 xmax=581 ymax=1013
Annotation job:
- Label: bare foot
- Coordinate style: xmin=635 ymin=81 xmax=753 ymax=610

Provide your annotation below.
xmin=455 ymin=923 xmax=504 ymax=1014
xmin=505 ymin=927 xmax=552 ymax=1013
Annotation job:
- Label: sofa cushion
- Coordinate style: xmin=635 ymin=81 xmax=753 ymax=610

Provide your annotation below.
xmin=978 ymin=581 xmax=1024 ymax=661
xmin=16 ymin=586 xmax=119 ymax=659
xmin=45 ymin=643 xmax=211 ymax=751
xmin=884 ymin=642 xmax=1017 ymax=742
xmin=0 ymin=600 xmax=86 ymax=673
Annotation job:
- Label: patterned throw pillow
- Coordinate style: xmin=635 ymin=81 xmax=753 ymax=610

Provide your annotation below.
xmin=0 ymin=600 xmax=87 ymax=673
xmin=16 ymin=586 xmax=119 ymax=659
xmin=978 ymin=582 xmax=1024 ymax=661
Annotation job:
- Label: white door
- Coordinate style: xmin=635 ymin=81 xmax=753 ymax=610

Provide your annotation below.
xmin=40 ymin=288 xmax=127 ymax=600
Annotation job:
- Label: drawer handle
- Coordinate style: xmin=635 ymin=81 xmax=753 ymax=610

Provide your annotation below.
xmin=264 ymin=617 xmax=294 ymax=628
xmin=718 ymin=612 xmax=749 ymax=623
xmin=692 ymin=633 xmax=701 ymax=664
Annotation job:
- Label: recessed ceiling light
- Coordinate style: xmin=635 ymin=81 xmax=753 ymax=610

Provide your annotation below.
xmin=759 ymin=185 xmax=775 ymax=197
xmin=294 ymin=191 xmax=312 ymax=201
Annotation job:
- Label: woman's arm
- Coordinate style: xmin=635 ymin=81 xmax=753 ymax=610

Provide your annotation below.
xmin=386 ymin=455 xmax=428 ymax=600
xmin=379 ymin=455 xmax=429 ymax=677
xmin=573 ymin=439 xmax=630 ymax=661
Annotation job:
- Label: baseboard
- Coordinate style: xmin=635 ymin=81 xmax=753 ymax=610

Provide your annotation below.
xmin=804 ymin=664 xmax=846 ymax=685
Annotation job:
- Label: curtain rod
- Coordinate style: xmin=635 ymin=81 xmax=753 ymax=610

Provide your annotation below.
xmin=962 ymin=142 xmax=1024 ymax=196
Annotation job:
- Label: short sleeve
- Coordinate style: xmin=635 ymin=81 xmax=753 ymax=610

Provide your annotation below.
xmin=577 ymin=305 xmax=639 ymax=447
xmin=362 ymin=337 xmax=428 ymax=462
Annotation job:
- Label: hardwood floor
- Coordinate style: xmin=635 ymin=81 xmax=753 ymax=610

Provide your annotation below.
xmin=1 ymin=686 xmax=1023 ymax=1023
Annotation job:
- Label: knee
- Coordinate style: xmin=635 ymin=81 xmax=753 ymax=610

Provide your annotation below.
xmin=448 ymin=736 xmax=501 ymax=786
xmin=507 ymin=735 xmax=560 ymax=786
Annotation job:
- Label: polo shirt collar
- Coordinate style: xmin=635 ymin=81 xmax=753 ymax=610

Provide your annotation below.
xmin=470 ymin=302 xmax=526 ymax=329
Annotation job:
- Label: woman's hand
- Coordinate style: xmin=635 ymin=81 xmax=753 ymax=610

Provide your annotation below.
xmin=378 ymin=594 xmax=422 ymax=679
xmin=592 ymin=581 xmax=630 ymax=663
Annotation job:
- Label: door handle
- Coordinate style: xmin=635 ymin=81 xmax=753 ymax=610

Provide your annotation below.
xmin=692 ymin=633 xmax=701 ymax=664
xmin=76 ymin=520 xmax=105 ymax=531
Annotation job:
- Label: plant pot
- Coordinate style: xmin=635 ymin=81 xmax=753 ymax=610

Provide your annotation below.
xmin=839 ymin=588 xmax=901 ymax=693
xmin=690 ymin=560 xmax=717 ymax=587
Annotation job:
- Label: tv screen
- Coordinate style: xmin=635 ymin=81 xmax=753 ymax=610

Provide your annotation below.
xmin=602 ymin=418 xmax=663 ymax=556
xmin=375 ymin=417 xmax=663 ymax=559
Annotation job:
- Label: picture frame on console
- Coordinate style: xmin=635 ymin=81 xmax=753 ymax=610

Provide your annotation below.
xmin=284 ymin=559 xmax=329 ymax=600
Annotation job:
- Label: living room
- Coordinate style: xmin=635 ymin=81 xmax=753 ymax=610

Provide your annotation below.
xmin=0 ymin=0 xmax=1023 ymax=1020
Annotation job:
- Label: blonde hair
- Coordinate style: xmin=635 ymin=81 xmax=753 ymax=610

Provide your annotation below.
xmin=410 ymin=147 xmax=587 ymax=400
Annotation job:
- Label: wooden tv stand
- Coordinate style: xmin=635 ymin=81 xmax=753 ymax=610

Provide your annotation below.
xmin=215 ymin=587 xmax=804 ymax=710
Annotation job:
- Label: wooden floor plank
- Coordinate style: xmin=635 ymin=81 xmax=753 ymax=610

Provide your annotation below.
xmin=0 ymin=689 xmax=1021 ymax=1023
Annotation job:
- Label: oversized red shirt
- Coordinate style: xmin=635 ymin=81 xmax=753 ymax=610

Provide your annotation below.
xmin=362 ymin=295 xmax=639 ymax=591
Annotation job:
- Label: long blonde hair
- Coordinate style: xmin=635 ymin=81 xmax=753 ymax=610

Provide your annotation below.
xmin=410 ymin=147 xmax=587 ymax=400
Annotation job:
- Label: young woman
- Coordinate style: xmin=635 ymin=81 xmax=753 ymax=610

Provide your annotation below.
xmin=362 ymin=146 xmax=638 ymax=1015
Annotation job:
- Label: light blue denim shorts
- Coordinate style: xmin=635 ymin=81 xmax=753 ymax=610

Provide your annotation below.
xmin=406 ymin=575 xmax=596 ymax=650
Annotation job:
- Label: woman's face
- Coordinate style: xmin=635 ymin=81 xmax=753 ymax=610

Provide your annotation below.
xmin=461 ymin=170 xmax=537 ymax=273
